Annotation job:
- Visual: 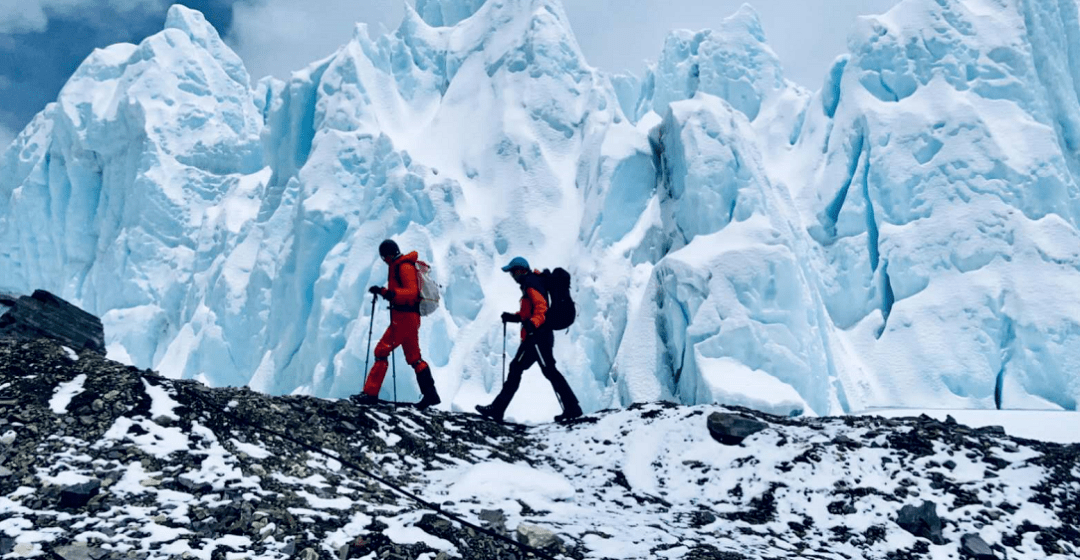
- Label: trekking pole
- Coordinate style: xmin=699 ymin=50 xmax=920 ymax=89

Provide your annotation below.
xmin=390 ymin=306 xmax=397 ymax=404
xmin=362 ymin=294 xmax=378 ymax=388
xmin=502 ymin=321 xmax=507 ymax=385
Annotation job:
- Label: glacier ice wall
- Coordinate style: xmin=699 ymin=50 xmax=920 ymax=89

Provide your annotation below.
xmin=0 ymin=6 xmax=264 ymax=370
xmin=3 ymin=0 xmax=1080 ymax=417
xmin=791 ymin=0 xmax=1080 ymax=410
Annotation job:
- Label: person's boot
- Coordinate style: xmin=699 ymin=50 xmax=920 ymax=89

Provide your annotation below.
xmin=475 ymin=403 xmax=503 ymax=422
xmin=554 ymin=402 xmax=583 ymax=423
xmin=414 ymin=367 xmax=441 ymax=410
xmin=351 ymin=392 xmax=380 ymax=405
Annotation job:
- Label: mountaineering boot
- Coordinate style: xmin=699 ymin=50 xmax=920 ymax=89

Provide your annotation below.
xmin=475 ymin=403 xmax=503 ymax=422
xmin=554 ymin=402 xmax=583 ymax=423
xmin=414 ymin=366 xmax=441 ymax=410
xmin=351 ymin=393 xmax=380 ymax=406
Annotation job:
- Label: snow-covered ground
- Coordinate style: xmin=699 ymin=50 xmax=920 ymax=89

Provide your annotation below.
xmin=2 ymin=339 xmax=1078 ymax=560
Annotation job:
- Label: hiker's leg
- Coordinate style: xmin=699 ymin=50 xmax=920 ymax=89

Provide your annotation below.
xmin=490 ymin=342 xmax=538 ymax=413
xmin=535 ymin=330 xmax=580 ymax=411
xmin=363 ymin=318 xmax=403 ymax=397
xmin=399 ymin=312 xmax=438 ymax=404
xmin=399 ymin=312 xmax=429 ymax=375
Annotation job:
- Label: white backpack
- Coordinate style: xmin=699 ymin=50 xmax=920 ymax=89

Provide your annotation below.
xmin=415 ymin=260 xmax=440 ymax=316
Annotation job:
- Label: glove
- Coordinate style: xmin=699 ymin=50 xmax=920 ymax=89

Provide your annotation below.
xmin=501 ymin=312 xmax=520 ymax=323
xmin=523 ymin=320 xmax=536 ymax=335
xmin=368 ymin=286 xmax=382 ymax=295
xmin=383 ymin=289 xmax=396 ymax=302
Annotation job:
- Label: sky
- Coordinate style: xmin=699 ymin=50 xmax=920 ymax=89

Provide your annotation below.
xmin=0 ymin=0 xmax=900 ymax=147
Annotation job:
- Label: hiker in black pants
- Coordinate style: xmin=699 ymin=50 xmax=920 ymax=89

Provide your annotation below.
xmin=476 ymin=256 xmax=582 ymax=423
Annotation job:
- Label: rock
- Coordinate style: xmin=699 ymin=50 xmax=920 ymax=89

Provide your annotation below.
xmin=896 ymin=500 xmax=945 ymax=545
xmin=707 ymin=412 xmax=769 ymax=445
xmin=516 ymin=524 xmax=562 ymax=550
xmin=961 ymin=533 xmax=997 ymax=559
xmin=0 ymin=290 xmax=105 ymax=354
xmin=53 ymin=543 xmax=109 ymax=560
xmin=178 ymin=475 xmax=213 ymax=493
xmin=59 ymin=479 xmax=101 ymax=509
xmin=479 ymin=509 xmax=507 ymax=533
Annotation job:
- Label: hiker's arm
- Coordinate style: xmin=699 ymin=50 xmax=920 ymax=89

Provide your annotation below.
xmin=526 ymin=287 xmax=547 ymax=329
xmin=393 ymin=261 xmax=420 ymax=305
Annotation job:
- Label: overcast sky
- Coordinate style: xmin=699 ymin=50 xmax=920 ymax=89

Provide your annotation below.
xmin=0 ymin=0 xmax=899 ymax=147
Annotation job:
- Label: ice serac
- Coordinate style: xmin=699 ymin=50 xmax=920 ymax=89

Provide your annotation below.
xmin=3 ymin=0 xmax=1080 ymax=418
xmin=415 ymin=0 xmax=487 ymax=27
xmin=796 ymin=0 xmax=1080 ymax=410
xmin=0 ymin=5 xmax=264 ymax=370
xmin=156 ymin=0 xmax=645 ymax=418
xmin=626 ymin=5 xmax=811 ymax=147
xmin=612 ymin=94 xmax=836 ymax=416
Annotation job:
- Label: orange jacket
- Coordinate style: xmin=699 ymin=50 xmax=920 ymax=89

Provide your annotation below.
xmin=516 ymin=271 xmax=547 ymax=338
xmin=384 ymin=252 xmax=421 ymax=308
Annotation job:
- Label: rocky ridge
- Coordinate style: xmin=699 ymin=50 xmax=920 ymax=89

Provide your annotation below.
xmin=0 ymin=337 xmax=1078 ymax=559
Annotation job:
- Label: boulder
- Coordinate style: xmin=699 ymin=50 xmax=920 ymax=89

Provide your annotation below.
xmin=961 ymin=533 xmax=997 ymax=559
xmin=59 ymin=479 xmax=101 ymax=509
xmin=896 ymin=500 xmax=945 ymax=545
xmin=0 ymin=290 xmax=105 ymax=354
xmin=707 ymin=412 xmax=769 ymax=445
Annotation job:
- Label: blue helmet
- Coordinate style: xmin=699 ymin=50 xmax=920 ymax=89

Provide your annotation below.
xmin=501 ymin=256 xmax=530 ymax=272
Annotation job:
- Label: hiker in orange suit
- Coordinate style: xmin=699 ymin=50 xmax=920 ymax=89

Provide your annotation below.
xmin=357 ymin=239 xmax=440 ymax=409
xmin=475 ymin=256 xmax=582 ymax=423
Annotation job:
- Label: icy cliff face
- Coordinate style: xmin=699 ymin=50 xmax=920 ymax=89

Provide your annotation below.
xmin=0 ymin=6 xmax=264 ymax=369
xmin=789 ymin=0 xmax=1080 ymax=410
xmin=2 ymin=0 xmax=1080 ymax=418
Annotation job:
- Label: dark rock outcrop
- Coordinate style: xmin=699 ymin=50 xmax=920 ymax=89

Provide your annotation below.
xmin=897 ymin=500 xmax=946 ymax=545
xmin=59 ymin=479 xmax=101 ymax=509
xmin=0 ymin=290 xmax=105 ymax=354
xmin=707 ymin=412 xmax=769 ymax=445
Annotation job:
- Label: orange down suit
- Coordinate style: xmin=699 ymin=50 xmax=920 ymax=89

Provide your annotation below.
xmin=362 ymin=252 xmax=429 ymax=397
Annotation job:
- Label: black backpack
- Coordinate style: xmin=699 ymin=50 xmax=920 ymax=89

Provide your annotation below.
xmin=539 ymin=268 xmax=575 ymax=330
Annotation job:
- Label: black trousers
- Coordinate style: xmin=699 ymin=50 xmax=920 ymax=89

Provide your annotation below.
xmin=492 ymin=328 xmax=579 ymax=413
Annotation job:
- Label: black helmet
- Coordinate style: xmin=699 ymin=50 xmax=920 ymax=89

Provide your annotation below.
xmin=378 ymin=239 xmax=400 ymax=259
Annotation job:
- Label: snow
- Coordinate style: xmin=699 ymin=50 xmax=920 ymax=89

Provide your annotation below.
xmin=142 ymin=378 xmax=182 ymax=420
xmin=99 ymin=417 xmax=191 ymax=458
xmin=381 ymin=511 xmax=459 ymax=554
xmin=61 ymin=346 xmax=79 ymax=361
xmin=2 ymin=0 xmax=1079 ymax=421
xmin=48 ymin=374 xmax=86 ymax=414
xmin=432 ymin=459 xmax=576 ymax=507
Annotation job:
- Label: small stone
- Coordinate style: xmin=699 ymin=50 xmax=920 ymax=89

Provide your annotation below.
xmin=516 ymin=524 xmax=563 ymax=550
xmin=59 ymin=479 xmax=101 ymax=508
xmin=961 ymin=533 xmax=997 ymax=559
